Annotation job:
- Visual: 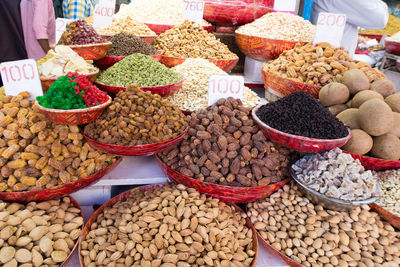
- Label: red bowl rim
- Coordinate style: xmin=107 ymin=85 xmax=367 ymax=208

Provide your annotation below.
xmin=39 ymin=69 xmax=100 ymax=81
xmin=84 ymin=126 xmax=188 ymax=151
xmin=67 ymin=42 xmax=112 ymax=48
xmin=156 ymin=154 xmax=292 ymax=191
xmin=78 ymin=182 xmax=258 ymax=267
xmin=235 ymin=31 xmax=310 ymax=45
xmin=144 ymin=22 xmax=213 ymax=29
xmin=94 ymin=77 xmax=184 ymax=90
xmin=34 ymin=95 xmax=111 ymax=114
xmin=262 ymin=70 xmax=322 ymax=90
xmin=252 ymin=104 xmax=352 ymax=143
xmin=0 ymin=157 xmax=122 ymax=200
xmin=162 ymin=54 xmax=239 ymax=62
xmin=344 ymin=151 xmax=400 ymax=167
xmin=369 ymin=203 xmax=400 ymax=228
xmin=102 ymin=53 xmax=162 ymax=59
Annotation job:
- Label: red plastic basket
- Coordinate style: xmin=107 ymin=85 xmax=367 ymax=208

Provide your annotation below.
xmin=61 ymin=196 xmax=84 ymax=267
xmin=236 ymin=32 xmax=308 ymax=61
xmin=262 ymin=70 xmax=321 ymax=98
xmin=95 ymin=54 xmax=162 ymax=70
xmin=252 ymin=105 xmax=352 ymax=153
xmin=34 ymin=96 xmax=111 ymax=125
xmin=346 ymin=152 xmax=400 ymax=170
xmin=40 ymin=70 xmax=99 ymax=93
xmin=94 ymin=78 xmax=183 ymax=97
xmin=144 ymin=23 xmax=214 ymax=35
xmin=79 ymin=183 xmax=258 ymax=267
xmin=156 ymin=155 xmax=291 ymax=203
xmin=84 ymin=127 xmax=188 ymax=156
xmin=0 ymin=158 xmax=121 ymax=203
xmin=160 ymin=55 xmax=239 ymax=72
xmin=385 ymin=40 xmax=400 ymax=56
xmin=203 ymin=0 xmax=273 ymax=25
xmin=370 ymin=203 xmax=400 ymax=229
xmin=69 ymin=42 xmax=112 ymax=60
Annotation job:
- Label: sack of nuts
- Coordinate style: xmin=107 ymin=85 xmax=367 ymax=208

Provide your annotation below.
xmin=0 ymin=92 xmax=117 ymax=192
xmin=80 ymin=183 xmax=256 ymax=267
xmin=0 ymin=197 xmax=83 ymax=266
xmin=159 ymin=98 xmax=292 ymax=187
xmin=84 ymin=84 xmax=188 ymax=146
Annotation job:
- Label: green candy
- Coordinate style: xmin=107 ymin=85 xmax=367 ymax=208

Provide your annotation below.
xmin=96 ymin=53 xmax=182 ymax=87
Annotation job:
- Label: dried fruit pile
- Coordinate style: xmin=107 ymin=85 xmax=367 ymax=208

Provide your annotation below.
xmin=159 ymin=98 xmax=292 ymax=187
xmin=58 ymin=20 xmax=107 ymax=45
xmin=0 ymin=197 xmax=82 ymax=266
xmin=84 ymin=85 xmax=188 ymax=146
xmin=262 ymin=43 xmax=385 ymax=87
xmin=80 ymin=183 xmax=256 ymax=267
xmin=106 ymin=33 xmax=159 ymax=57
xmin=96 ymin=17 xmax=156 ymax=36
xmin=0 ymin=92 xmax=117 ymax=192
xmin=154 ymin=20 xmax=237 ymax=60
xmin=247 ymin=183 xmax=400 ymax=266
xmin=37 ymin=74 xmax=108 ymax=110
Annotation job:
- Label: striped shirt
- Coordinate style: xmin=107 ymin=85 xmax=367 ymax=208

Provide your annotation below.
xmin=62 ymin=0 xmax=93 ymax=19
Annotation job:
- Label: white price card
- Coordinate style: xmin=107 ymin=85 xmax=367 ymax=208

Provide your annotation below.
xmin=182 ymin=0 xmax=204 ymax=24
xmin=273 ymin=0 xmax=297 ymax=13
xmin=0 ymin=59 xmax=43 ymax=100
xmin=208 ymin=75 xmax=244 ymax=106
xmin=314 ymin=12 xmax=346 ymax=47
xmin=55 ymin=18 xmax=74 ymax=43
xmin=93 ymin=0 xmax=116 ymax=29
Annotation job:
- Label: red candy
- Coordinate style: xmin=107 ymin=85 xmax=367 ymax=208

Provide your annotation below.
xmin=67 ymin=72 xmax=108 ymax=107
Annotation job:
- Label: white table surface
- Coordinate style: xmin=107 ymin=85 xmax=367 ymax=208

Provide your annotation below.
xmin=66 ymin=156 xmax=288 ymax=267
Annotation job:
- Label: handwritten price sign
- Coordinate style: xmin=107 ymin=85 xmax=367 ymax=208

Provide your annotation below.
xmin=273 ymin=0 xmax=297 ymax=13
xmin=93 ymin=0 xmax=116 ymax=29
xmin=182 ymin=0 xmax=204 ymax=24
xmin=0 ymin=59 xmax=43 ymax=99
xmin=56 ymin=18 xmax=74 ymax=43
xmin=208 ymin=75 xmax=244 ymax=106
xmin=314 ymin=12 xmax=346 ymax=47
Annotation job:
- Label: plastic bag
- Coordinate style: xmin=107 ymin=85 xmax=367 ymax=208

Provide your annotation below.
xmin=203 ymin=0 xmax=274 ymax=25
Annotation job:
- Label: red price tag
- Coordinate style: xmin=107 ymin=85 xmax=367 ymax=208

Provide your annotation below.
xmin=0 ymin=59 xmax=43 ymax=100
xmin=182 ymin=0 xmax=204 ymax=24
xmin=208 ymin=75 xmax=244 ymax=106
xmin=314 ymin=12 xmax=346 ymax=47
xmin=93 ymin=0 xmax=115 ymax=29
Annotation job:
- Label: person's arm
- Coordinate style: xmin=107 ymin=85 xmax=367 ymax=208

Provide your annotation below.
xmin=314 ymin=0 xmax=389 ymax=29
xmin=32 ymin=0 xmax=51 ymax=53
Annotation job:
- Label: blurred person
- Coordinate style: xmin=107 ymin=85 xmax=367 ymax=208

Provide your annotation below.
xmin=63 ymin=0 xmax=93 ymax=19
xmin=0 ymin=0 xmax=28 ymax=86
xmin=311 ymin=0 xmax=389 ymax=56
xmin=20 ymin=0 xmax=56 ymax=60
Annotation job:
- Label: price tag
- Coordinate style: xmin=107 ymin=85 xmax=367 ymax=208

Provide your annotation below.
xmin=314 ymin=12 xmax=346 ymax=47
xmin=208 ymin=75 xmax=244 ymax=106
xmin=182 ymin=0 xmax=204 ymax=24
xmin=273 ymin=0 xmax=297 ymax=13
xmin=0 ymin=59 xmax=43 ymax=100
xmin=55 ymin=18 xmax=74 ymax=43
xmin=93 ymin=0 xmax=116 ymax=29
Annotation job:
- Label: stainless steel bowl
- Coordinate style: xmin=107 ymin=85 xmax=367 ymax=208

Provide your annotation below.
xmin=291 ymin=169 xmax=381 ymax=212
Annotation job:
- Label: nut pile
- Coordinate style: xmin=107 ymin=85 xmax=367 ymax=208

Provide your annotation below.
xmin=154 ymin=20 xmax=238 ymax=60
xmin=376 ymin=170 xmax=400 ymax=216
xmin=159 ymin=98 xmax=291 ymax=187
xmin=96 ymin=16 xmax=156 ymax=36
xmin=81 ymin=183 xmax=256 ymax=267
xmin=247 ymin=183 xmax=400 ymax=267
xmin=359 ymin=14 xmax=400 ymax=35
xmin=106 ymin=33 xmax=159 ymax=57
xmin=84 ymin=85 xmax=188 ymax=146
xmin=166 ymin=58 xmax=259 ymax=111
xmin=0 ymin=197 xmax=83 ymax=266
xmin=236 ymin=12 xmax=315 ymax=42
xmin=262 ymin=43 xmax=386 ymax=87
xmin=114 ymin=0 xmax=211 ymax=26
xmin=292 ymin=148 xmax=382 ymax=201
xmin=0 ymin=92 xmax=117 ymax=192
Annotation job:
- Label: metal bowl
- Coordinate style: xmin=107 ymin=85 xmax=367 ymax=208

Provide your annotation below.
xmin=291 ymin=168 xmax=381 ymax=211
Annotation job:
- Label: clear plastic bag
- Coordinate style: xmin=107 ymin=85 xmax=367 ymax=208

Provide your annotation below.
xmin=203 ymin=0 xmax=274 ymax=25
